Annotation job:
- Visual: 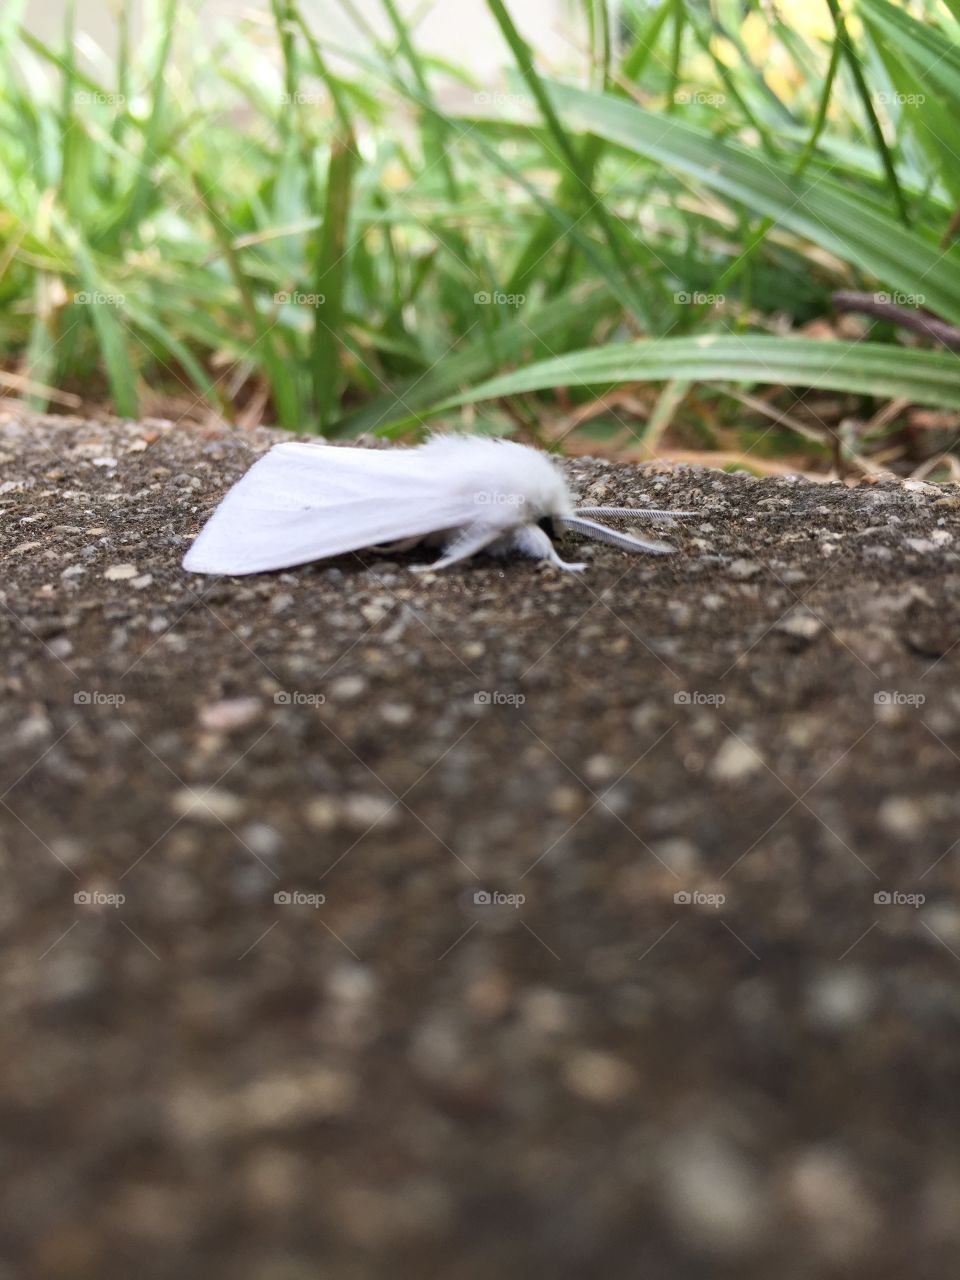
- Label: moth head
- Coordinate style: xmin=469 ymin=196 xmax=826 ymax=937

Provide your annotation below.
xmin=507 ymin=444 xmax=576 ymax=524
xmin=537 ymin=513 xmax=566 ymax=542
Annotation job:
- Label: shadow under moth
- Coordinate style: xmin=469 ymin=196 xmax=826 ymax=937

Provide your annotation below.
xmin=182 ymin=435 xmax=694 ymax=575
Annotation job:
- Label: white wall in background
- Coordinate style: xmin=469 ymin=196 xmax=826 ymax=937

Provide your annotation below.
xmin=25 ymin=1 xmax=590 ymax=78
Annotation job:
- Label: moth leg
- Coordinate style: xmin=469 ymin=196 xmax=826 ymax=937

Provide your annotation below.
xmin=505 ymin=523 xmax=586 ymax=572
xmin=410 ymin=523 xmax=502 ymax=572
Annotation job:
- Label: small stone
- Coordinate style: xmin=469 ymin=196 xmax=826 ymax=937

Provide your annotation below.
xmin=465 ymin=970 xmax=513 ymax=1020
xmin=652 ymin=837 xmax=701 ymax=876
xmin=198 ymin=697 xmax=262 ymax=734
xmin=237 ymin=1068 xmax=356 ymax=1128
xmin=61 ymin=564 xmax=85 ymax=578
xmin=710 ymin=736 xmax=765 ymax=783
xmin=776 ymin=610 xmax=823 ymax=640
xmin=584 ymin=754 xmax=617 ymax=783
xmin=905 ymin=537 xmax=937 ymax=554
xmin=343 ymin=793 xmax=396 ymax=829
xmin=360 ymin=599 xmax=391 ymax=626
xmin=327 ymin=962 xmax=377 ymax=1005
xmin=328 ymin=675 xmax=367 ymax=701
xmin=17 ymin=712 xmax=52 ymax=744
xmin=727 ymin=558 xmax=761 ymax=580
xmin=104 ymin=563 xmax=138 ymax=581
xmin=380 ymin=703 xmax=413 ymax=726
xmin=786 ymin=1148 xmax=878 ymax=1263
xmin=661 ymin=1128 xmax=767 ymax=1256
xmin=130 ymin=574 xmax=153 ymax=590
xmin=877 ymin=795 xmax=924 ymax=838
xmin=561 ymin=1049 xmax=637 ymax=1104
xmin=304 ymin=798 xmax=338 ymax=830
xmin=549 ymin=785 xmax=580 ymax=815
xmin=239 ymin=822 xmax=283 ymax=858
xmin=171 ymin=786 xmax=245 ymax=823
xmin=518 ymin=987 xmax=578 ymax=1036
xmin=806 ymin=967 xmax=877 ymax=1030
xmin=629 ymin=703 xmax=658 ymax=733
xmin=92 ymin=456 xmax=118 ymax=468
xmin=922 ymin=904 xmax=960 ymax=942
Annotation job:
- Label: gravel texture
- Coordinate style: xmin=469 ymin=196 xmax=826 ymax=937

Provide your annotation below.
xmin=3 ymin=409 xmax=960 ymax=1280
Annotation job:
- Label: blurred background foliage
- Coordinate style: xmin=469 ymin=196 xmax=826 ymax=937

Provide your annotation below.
xmin=2 ymin=0 xmax=960 ymax=476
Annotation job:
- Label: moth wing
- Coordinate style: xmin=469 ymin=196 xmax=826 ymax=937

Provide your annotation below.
xmin=182 ymin=442 xmax=477 ymax=575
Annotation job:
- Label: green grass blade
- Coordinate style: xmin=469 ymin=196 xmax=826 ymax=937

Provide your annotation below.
xmin=545 ymin=80 xmax=960 ymax=325
xmin=54 ymin=224 xmax=140 ymax=417
xmin=857 ymin=0 xmax=960 ymax=100
xmin=312 ymin=129 xmax=356 ymax=430
xmin=191 ymin=173 xmax=300 ymax=430
xmin=438 ymin=335 xmax=960 ymax=412
xmin=485 ymin=0 xmax=651 ymax=325
xmin=329 ymin=281 xmax=616 ymax=435
xmin=122 ymin=0 xmax=177 ymax=236
xmin=825 ymin=0 xmax=909 ymax=223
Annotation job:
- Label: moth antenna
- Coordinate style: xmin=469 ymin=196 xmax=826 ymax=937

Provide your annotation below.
xmin=560 ymin=515 xmax=675 ymax=555
xmin=574 ymin=506 xmax=696 ymax=522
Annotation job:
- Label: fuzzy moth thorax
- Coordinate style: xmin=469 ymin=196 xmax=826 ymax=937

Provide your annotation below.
xmin=418 ymin=435 xmax=575 ymax=530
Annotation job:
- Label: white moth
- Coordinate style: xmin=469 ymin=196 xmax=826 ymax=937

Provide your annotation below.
xmin=182 ymin=435 xmax=693 ymax=576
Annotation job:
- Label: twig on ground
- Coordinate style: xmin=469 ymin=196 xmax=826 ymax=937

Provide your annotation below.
xmin=832 ymin=291 xmax=960 ymax=350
